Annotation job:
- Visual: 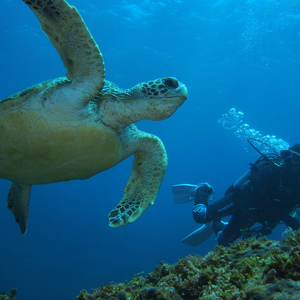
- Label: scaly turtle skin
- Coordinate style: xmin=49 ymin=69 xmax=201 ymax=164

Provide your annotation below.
xmin=0 ymin=0 xmax=188 ymax=234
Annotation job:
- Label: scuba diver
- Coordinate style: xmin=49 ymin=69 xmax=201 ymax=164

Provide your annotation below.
xmin=173 ymin=142 xmax=300 ymax=246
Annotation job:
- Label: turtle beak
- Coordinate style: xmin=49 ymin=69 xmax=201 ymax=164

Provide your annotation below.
xmin=150 ymin=83 xmax=188 ymax=121
xmin=163 ymin=83 xmax=188 ymax=105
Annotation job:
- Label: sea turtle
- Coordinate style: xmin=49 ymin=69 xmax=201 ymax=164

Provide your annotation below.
xmin=0 ymin=0 xmax=187 ymax=234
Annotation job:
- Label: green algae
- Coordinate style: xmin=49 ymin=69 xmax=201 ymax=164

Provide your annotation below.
xmin=0 ymin=289 xmax=17 ymax=300
xmin=74 ymin=229 xmax=300 ymax=300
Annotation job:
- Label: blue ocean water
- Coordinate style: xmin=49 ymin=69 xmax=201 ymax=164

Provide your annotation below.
xmin=0 ymin=0 xmax=300 ymax=299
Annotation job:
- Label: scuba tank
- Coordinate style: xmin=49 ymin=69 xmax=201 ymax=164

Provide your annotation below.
xmin=229 ymin=138 xmax=283 ymax=193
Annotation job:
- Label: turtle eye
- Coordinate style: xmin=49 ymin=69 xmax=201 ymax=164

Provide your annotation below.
xmin=162 ymin=78 xmax=179 ymax=89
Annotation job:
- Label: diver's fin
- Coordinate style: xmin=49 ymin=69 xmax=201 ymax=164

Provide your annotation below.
xmin=7 ymin=183 xmax=32 ymax=235
xmin=172 ymin=184 xmax=198 ymax=204
xmin=181 ymin=222 xmax=214 ymax=246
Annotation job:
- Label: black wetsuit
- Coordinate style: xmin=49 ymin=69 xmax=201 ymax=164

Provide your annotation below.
xmin=195 ymin=158 xmax=300 ymax=246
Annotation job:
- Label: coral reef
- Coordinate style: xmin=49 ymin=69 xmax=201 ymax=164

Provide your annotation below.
xmin=74 ymin=229 xmax=300 ymax=300
xmin=0 ymin=289 xmax=17 ymax=300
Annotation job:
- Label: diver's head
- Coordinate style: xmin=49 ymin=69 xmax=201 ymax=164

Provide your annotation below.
xmin=280 ymin=143 xmax=300 ymax=169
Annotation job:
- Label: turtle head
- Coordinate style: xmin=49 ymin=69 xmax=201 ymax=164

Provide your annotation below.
xmin=132 ymin=77 xmax=188 ymax=121
xmin=98 ymin=78 xmax=187 ymax=129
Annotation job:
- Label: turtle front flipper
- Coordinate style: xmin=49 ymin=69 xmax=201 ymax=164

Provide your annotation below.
xmin=108 ymin=134 xmax=167 ymax=227
xmin=22 ymin=0 xmax=105 ymax=97
xmin=7 ymin=183 xmax=32 ymax=235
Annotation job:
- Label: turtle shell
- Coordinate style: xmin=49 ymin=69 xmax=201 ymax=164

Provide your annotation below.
xmin=0 ymin=81 xmax=120 ymax=185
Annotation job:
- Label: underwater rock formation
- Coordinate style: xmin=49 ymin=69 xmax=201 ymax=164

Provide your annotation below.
xmin=74 ymin=230 xmax=300 ymax=300
xmin=0 ymin=289 xmax=17 ymax=300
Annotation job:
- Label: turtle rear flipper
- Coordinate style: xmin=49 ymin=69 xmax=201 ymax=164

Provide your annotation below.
xmin=7 ymin=183 xmax=32 ymax=235
xmin=23 ymin=0 xmax=105 ymax=99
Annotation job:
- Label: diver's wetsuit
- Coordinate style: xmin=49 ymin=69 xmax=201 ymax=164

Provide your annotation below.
xmin=194 ymin=158 xmax=300 ymax=246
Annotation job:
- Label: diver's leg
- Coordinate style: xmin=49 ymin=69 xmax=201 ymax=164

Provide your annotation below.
xmin=212 ymin=219 xmax=227 ymax=236
xmin=218 ymin=214 xmax=255 ymax=246
xmin=282 ymin=215 xmax=300 ymax=230
xmin=206 ymin=195 xmax=236 ymax=221
xmin=192 ymin=182 xmax=214 ymax=223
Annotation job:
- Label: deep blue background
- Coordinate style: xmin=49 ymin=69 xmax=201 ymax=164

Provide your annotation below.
xmin=0 ymin=0 xmax=300 ymax=299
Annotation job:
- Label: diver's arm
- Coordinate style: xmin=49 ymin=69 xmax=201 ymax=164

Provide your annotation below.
xmin=192 ymin=196 xmax=235 ymax=224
